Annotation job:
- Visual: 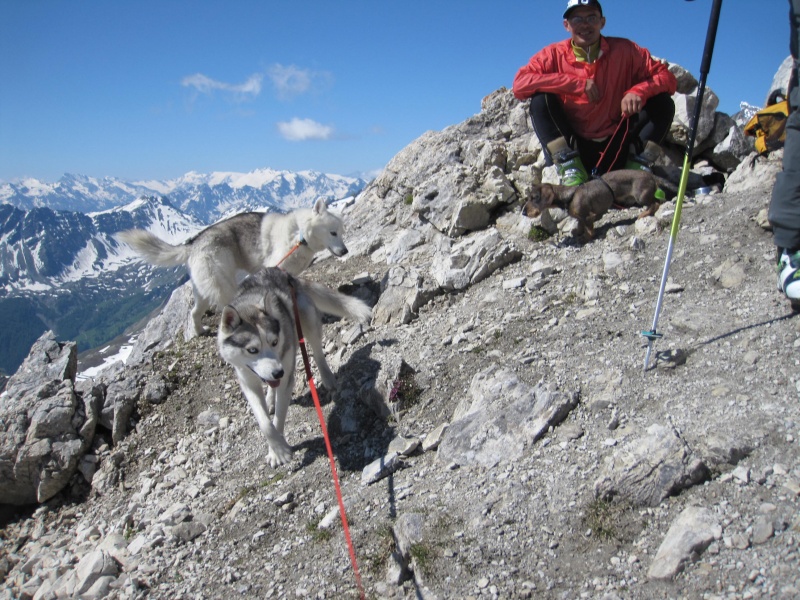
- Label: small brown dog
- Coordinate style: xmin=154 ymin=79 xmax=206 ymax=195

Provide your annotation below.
xmin=522 ymin=169 xmax=662 ymax=241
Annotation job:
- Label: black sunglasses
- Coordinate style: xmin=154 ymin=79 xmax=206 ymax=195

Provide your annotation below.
xmin=567 ymin=14 xmax=602 ymax=25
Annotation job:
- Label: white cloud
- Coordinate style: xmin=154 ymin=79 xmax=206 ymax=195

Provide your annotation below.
xmin=236 ymin=74 xmax=264 ymax=95
xmin=267 ymin=64 xmax=313 ymax=99
xmin=181 ymin=73 xmax=263 ymax=99
xmin=181 ymin=64 xmax=330 ymax=103
xmin=277 ymin=118 xmax=334 ymax=141
xmin=267 ymin=63 xmax=333 ymax=99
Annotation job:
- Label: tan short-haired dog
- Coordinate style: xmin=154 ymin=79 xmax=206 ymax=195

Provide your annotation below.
xmin=523 ymin=169 xmax=662 ymax=241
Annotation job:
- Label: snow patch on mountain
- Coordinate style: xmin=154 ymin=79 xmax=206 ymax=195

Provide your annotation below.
xmin=60 ymin=243 xmax=105 ymax=282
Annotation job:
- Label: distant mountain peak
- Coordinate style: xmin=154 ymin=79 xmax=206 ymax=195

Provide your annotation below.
xmin=1 ymin=168 xmax=367 ymax=224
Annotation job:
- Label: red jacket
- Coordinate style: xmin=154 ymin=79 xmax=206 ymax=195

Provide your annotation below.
xmin=513 ymin=36 xmax=677 ymax=140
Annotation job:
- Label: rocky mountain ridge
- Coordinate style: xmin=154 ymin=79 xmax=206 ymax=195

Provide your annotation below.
xmin=1 ymin=65 xmax=799 ymax=600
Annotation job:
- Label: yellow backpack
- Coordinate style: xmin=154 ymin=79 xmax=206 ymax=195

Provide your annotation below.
xmin=744 ymin=90 xmax=790 ymax=155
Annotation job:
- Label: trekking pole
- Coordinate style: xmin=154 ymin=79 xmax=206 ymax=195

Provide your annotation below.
xmin=641 ymin=0 xmax=723 ymax=371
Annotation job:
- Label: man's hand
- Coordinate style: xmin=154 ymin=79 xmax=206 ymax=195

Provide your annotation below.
xmin=584 ymin=79 xmax=600 ymax=103
xmin=621 ymin=93 xmax=643 ymax=116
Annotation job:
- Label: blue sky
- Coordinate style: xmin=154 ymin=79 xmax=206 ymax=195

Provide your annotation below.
xmin=0 ymin=0 xmax=791 ymax=184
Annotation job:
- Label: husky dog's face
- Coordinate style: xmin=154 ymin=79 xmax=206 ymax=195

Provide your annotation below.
xmin=307 ymin=198 xmax=348 ymax=257
xmin=217 ymin=303 xmax=285 ymax=388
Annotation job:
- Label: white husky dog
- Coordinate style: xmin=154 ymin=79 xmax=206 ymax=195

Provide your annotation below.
xmin=118 ymin=199 xmax=348 ymax=338
xmin=217 ymin=267 xmax=371 ymax=466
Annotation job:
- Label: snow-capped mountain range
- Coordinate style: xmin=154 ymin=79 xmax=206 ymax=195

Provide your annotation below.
xmin=0 ymin=168 xmax=366 ymax=290
xmin=0 ymin=168 xmax=368 ymax=375
xmin=0 ymin=168 xmax=367 ymax=224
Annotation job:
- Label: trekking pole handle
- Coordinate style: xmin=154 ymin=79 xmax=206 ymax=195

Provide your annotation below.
xmin=699 ymin=0 xmax=723 ymax=77
xmin=686 ymin=0 xmax=723 ymax=160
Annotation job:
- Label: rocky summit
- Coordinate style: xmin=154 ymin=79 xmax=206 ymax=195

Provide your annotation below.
xmin=1 ymin=72 xmax=800 ymax=599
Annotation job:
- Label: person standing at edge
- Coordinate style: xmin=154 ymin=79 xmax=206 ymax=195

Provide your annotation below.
xmin=770 ymin=0 xmax=800 ymax=310
xmin=512 ymin=0 xmax=677 ymax=187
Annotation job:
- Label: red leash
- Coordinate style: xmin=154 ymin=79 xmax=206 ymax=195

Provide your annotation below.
xmin=593 ymin=116 xmax=631 ymax=177
xmin=288 ymin=281 xmax=366 ymax=600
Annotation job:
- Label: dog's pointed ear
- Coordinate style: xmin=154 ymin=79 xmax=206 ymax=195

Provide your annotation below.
xmin=312 ymin=198 xmax=327 ymax=215
xmin=261 ymin=291 xmax=286 ymax=324
xmin=219 ymin=305 xmax=242 ymax=333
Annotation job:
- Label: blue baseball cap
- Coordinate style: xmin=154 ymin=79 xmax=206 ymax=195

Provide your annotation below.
xmin=563 ymin=0 xmax=603 ymax=19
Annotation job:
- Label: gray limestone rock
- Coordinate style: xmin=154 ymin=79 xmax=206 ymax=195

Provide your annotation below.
xmin=594 ymin=424 xmax=709 ymax=507
xmin=648 ymin=506 xmax=722 ymax=580
xmin=438 ymin=365 xmax=579 ymax=468
xmin=430 ymin=229 xmax=522 ymax=292
xmin=0 ymin=332 xmax=90 ymax=505
xmin=373 ymin=265 xmax=436 ymax=326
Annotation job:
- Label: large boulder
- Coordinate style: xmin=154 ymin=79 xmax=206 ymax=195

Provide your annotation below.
xmin=437 ymin=366 xmax=579 ymax=468
xmin=593 ymin=424 xmax=709 ymax=507
xmin=0 ymin=331 xmax=95 ymax=505
xmin=765 ymin=55 xmax=793 ymax=104
xmin=724 ymin=150 xmax=785 ymax=194
xmin=669 ymin=85 xmax=720 ymax=150
xmin=126 ymin=282 xmax=195 ymax=365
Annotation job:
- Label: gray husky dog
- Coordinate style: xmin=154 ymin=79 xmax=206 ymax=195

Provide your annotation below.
xmin=216 ymin=267 xmax=371 ymax=467
xmin=118 ymin=199 xmax=349 ymax=338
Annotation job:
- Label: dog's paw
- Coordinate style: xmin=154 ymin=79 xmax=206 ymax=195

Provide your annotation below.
xmin=266 ymin=438 xmax=294 ymax=467
xmin=319 ymin=373 xmax=337 ymax=390
xmin=184 ymin=326 xmax=209 ymax=341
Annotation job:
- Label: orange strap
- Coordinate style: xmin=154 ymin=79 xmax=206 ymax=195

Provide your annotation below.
xmin=275 ymin=240 xmax=305 ymax=268
xmin=288 ymin=281 xmax=366 ymax=600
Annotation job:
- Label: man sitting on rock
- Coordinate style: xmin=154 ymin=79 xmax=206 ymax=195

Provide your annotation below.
xmin=512 ymin=0 xmax=677 ymax=186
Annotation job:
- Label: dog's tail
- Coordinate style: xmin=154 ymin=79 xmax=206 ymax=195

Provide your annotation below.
xmin=117 ymin=229 xmax=191 ymax=267
xmin=296 ymin=278 xmax=372 ymax=324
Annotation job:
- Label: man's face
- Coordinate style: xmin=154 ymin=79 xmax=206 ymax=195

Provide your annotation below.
xmin=563 ymin=6 xmax=605 ymax=47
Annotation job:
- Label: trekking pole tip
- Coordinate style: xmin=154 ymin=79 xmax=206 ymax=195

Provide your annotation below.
xmin=641 ymin=330 xmax=662 ymax=373
xmin=640 ymin=329 xmax=663 ymax=341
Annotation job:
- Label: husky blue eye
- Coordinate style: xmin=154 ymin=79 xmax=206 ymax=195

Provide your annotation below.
xmin=247 ymin=348 xmax=259 ymax=354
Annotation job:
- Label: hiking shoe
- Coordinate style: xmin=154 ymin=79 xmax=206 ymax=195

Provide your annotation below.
xmin=623 ymin=154 xmax=668 ymax=201
xmin=777 ymin=247 xmax=800 ymax=309
xmin=624 ymin=154 xmax=653 ymax=172
xmin=628 ymin=141 xmax=663 ymax=172
xmin=555 ymin=151 xmax=589 ymax=187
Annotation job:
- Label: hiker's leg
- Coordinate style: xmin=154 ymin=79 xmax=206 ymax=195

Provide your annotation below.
xmin=631 ymin=92 xmax=675 ymax=150
xmin=770 ymin=0 xmax=800 ymax=252
xmin=529 ymin=93 xmax=590 ymax=185
xmin=617 ymin=92 xmax=675 ymax=171
xmin=769 ymin=94 xmax=800 ymax=251
xmin=528 ymin=92 xmax=578 ymax=165
xmin=769 ymin=0 xmax=800 ymax=307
